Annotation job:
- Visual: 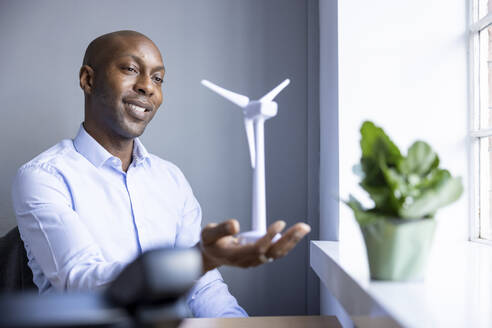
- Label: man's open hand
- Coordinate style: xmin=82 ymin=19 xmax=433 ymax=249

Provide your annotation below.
xmin=199 ymin=219 xmax=311 ymax=272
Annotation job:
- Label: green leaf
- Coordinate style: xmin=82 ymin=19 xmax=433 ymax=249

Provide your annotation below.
xmin=398 ymin=141 xmax=439 ymax=176
xmin=360 ymin=157 xmax=386 ymax=187
xmin=379 ymin=164 xmax=407 ymax=213
xmin=359 ymin=122 xmax=404 ymax=213
xmin=399 ymin=176 xmax=463 ymax=219
xmin=414 ymin=168 xmax=449 ymax=191
xmin=360 ymin=121 xmax=402 ymax=165
xmin=345 ymin=195 xmax=387 ymax=226
xmin=359 ymin=182 xmax=394 ymax=213
xmin=381 ymin=165 xmax=407 ymax=197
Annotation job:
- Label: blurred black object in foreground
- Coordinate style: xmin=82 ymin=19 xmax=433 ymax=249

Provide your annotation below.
xmin=0 ymin=248 xmax=202 ymax=328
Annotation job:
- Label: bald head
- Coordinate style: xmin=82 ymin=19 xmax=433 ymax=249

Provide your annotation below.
xmin=79 ymin=30 xmax=165 ymax=146
xmin=83 ymin=30 xmax=161 ymax=71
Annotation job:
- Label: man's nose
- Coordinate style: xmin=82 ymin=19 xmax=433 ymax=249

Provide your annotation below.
xmin=134 ymin=75 xmax=154 ymax=96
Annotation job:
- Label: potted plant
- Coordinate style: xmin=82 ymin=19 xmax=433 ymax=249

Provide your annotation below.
xmin=346 ymin=121 xmax=463 ymax=281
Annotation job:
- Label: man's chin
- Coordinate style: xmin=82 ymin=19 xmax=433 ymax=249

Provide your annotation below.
xmin=124 ymin=128 xmax=146 ymax=140
xmin=116 ymin=123 xmax=147 ymax=140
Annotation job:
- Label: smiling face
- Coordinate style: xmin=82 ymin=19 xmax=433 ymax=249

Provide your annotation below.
xmin=80 ymin=31 xmax=165 ymax=142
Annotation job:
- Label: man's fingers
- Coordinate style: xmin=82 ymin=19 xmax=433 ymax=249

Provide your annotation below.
xmin=201 ymin=219 xmax=310 ymax=270
xmin=201 ymin=219 xmax=240 ymax=246
xmin=266 ymin=223 xmax=311 ymax=259
xmin=255 ymin=220 xmax=286 ymax=253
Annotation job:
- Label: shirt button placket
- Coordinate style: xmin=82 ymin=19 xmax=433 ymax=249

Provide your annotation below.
xmin=125 ymin=168 xmax=144 ymax=254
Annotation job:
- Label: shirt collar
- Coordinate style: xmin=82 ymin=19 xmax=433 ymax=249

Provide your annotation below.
xmin=73 ymin=124 xmax=150 ymax=168
xmin=132 ymin=137 xmax=150 ymax=165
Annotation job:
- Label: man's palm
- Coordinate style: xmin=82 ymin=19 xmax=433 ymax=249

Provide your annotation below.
xmin=200 ymin=219 xmax=310 ymax=272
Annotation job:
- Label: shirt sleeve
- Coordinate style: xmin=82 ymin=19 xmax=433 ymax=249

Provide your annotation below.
xmin=173 ymin=166 xmax=248 ymax=317
xmin=11 ymin=164 xmax=125 ymax=292
xmin=187 ymin=269 xmax=248 ymax=317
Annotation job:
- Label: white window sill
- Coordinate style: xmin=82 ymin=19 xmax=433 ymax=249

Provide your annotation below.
xmin=310 ymin=239 xmax=492 ymax=328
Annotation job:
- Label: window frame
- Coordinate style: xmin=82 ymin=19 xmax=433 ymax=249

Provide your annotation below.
xmin=470 ymin=0 xmax=492 ymax=243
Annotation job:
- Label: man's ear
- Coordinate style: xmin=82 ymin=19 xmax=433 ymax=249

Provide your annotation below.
xmin=79 ymin=65 xmax=94 ymax=94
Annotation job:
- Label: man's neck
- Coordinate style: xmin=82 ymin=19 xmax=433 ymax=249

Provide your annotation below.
xmin=82 ymin=122 xmax=134 ymax=172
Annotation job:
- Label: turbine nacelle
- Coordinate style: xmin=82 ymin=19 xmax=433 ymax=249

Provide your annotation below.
xmin=243 ymin=101 xmax=278 ymax=120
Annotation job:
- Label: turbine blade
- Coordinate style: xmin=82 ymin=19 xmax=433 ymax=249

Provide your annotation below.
xmin=259 ymin=79 xmax=290 ymax=102
xmin=244 ymin=119 xmax=256 ymax=168
xmin=201 ymin=80 xmax=249 ymax=108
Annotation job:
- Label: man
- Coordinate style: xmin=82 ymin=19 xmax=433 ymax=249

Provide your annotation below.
xmin=11 ymin=31 xmax=310 ymax=317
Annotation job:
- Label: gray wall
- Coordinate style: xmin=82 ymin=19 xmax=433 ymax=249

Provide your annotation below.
xmin=0 ymin=0 xmax=317 ymax=316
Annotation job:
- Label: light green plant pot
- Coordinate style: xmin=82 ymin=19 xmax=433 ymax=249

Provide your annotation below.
xmin=360 ymin=218 xmax=437 ymax=281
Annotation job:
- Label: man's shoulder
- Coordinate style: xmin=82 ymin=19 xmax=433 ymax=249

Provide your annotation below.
xmin=148 ymin=153 xmax=179 ymax=170
xmin=147 ymin=154 xmax=189 ymax=185
xmin=18 ymin=139 xmax=78 ymax=174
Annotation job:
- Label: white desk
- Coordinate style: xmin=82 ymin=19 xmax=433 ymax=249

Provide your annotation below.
xmin=310 ymin=240 xmax=492 ymax=328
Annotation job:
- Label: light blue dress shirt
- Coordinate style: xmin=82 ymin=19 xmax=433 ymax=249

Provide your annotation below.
xmin=11 ymin=125 xmax=247 ymax=318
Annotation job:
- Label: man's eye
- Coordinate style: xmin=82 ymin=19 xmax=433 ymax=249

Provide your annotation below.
xmin=124 ymin=67 xmax=137 ymax=73
xmin=153 ymin=76 xmax=163 ymax=83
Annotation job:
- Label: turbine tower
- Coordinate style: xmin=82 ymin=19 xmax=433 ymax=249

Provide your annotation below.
xmin=201 ymin=79 xmax=290 ymax=244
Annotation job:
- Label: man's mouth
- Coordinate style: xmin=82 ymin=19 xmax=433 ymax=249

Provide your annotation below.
xmin=123 ymin=100 xmax=153 ymax=112
xmin=123 ymin=100 xmax=153 ymax=120
xmin=128 ymin=103 xmax=147 ymax=113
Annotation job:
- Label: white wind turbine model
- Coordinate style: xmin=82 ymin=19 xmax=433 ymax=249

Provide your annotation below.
xmin=201 ymin=78 xmax=290 ymax=244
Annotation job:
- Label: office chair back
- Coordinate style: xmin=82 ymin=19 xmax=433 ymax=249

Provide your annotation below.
xmin=0 ymin=226 xmax=36 ymax=292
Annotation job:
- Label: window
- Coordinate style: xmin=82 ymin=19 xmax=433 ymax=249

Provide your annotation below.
xmin=470 ymin=0 xmax=492 ymax=241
